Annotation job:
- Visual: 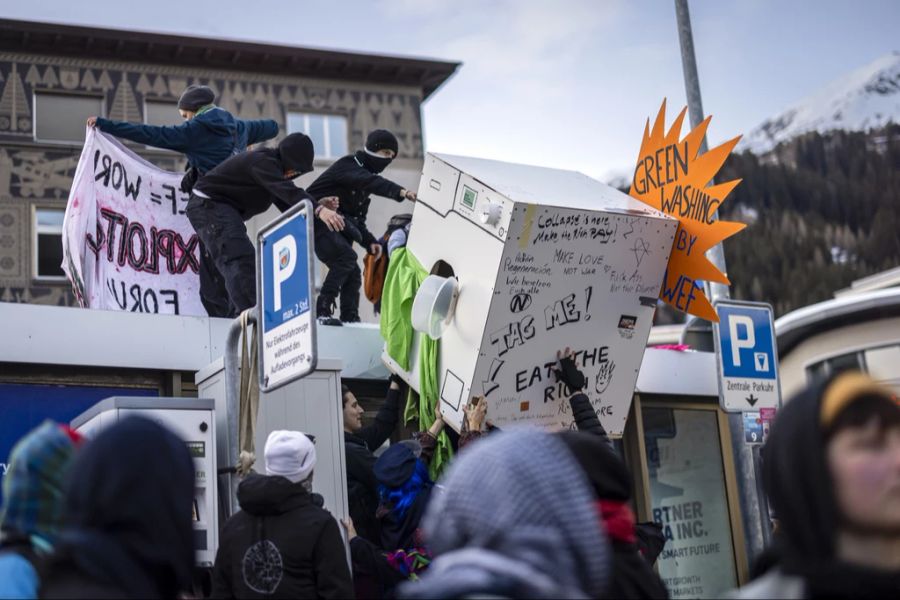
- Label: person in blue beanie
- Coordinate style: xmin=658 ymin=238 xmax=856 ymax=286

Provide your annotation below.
xmin=0 ymin=421 xmax=83 ymax=600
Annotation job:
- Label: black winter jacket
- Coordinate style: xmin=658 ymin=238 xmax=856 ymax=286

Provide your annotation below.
xmin=194 ymin=148 xmax=314 ymax=220
xmin=211 ymin=474 xmax=353 ymax=599
xmin=306 ymin=152 xmax=405 ymax=247
xmin=344 ymin=385 xmax=403 ymax=546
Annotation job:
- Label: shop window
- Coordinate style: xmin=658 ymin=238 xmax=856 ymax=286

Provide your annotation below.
xmin=643 ymin=406 xmax=738 ymax=598
xmin=34 ymin=208 xmax=66 ymax=280
xmin=286 ymin=112 xmax=348 ymax=159
xmin=34 ymin=92 xmax=103 ymax=143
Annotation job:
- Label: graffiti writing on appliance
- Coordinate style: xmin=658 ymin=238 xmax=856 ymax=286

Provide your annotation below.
xmin=631 ymin=237 xmax=650 ymax=268
xmin=106 ymin=277 xmax=180 ymax=314
xmin=86 ymin=208 xmax=199 ymax=275
xmin=513 ymin=346 xmax=610 ymax=394
xmin=489 ymin=315 xmax=535 ymax=357
xmin=93 ymin=149 xmax=141 ymax=200
xmin=544 ymin=286 xmax=593 ymax=330
xmin=509 ymin=292 xmax=532 ymax=314
xmin=533 ymin=212 xmax=618 ymax=245
xmin=594 ymin=359 xmax=616 ymax=394
xmin=481 ymin=358 xmax=505 ymax=397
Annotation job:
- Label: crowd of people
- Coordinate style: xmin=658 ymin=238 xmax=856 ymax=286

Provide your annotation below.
xmin=0 ymin=85 xmax=896 ymax=599
xmin=0 ymin=349 xmax=896 ymax=599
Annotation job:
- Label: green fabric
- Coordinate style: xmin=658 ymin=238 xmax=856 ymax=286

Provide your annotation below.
xmin=194 ymin=103 xmax=217 ymax=116
xmin=379 ymin=247 xmax=453 ymax=479
xmin=380 ymin=247 xmax=424 ymax=371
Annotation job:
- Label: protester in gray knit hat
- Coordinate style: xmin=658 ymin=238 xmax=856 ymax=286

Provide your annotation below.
xmin=400 ymin=428 xmax=610 ymax=599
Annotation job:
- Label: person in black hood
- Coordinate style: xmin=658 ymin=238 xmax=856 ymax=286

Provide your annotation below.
xmin=551 ymin=348 xmax=668 ymax=599
xmin=729 ymin=371 xmax=900 ymax=599
xmin=39 ymin=417 xmax=195 ymax=599
xmin=211 ymin=430 xmax=353 ymax=599
xmin=88 ymin=85 xmax=279 ymax=318
xmin=306 ymin=129 xmax=417 ymax=324
xmin=188 ymin=133 xmax=343 ymax=317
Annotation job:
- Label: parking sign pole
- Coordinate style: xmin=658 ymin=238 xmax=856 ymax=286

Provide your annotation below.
xmin=675 ymin=0 xmax=769 ymax=570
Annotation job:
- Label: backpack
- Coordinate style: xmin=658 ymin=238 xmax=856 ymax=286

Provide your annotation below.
xmin=364 ymin=214 xmax=413 ymax=309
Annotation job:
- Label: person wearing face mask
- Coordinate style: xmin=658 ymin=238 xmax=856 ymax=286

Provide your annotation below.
xmin=189 ymin=133 xmax=343 ymax=317
xmin=306 ymin=129 xmax=417 ymax=325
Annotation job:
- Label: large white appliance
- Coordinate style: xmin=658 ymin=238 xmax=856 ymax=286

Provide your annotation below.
xmin=386 ymin=153 xmax=678 ymax=435
xmin=71 ymin=397 xmax=219 ymax=567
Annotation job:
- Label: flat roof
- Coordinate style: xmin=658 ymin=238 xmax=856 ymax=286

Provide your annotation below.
xmin=0 ymin=19 xmax=460 ymax=100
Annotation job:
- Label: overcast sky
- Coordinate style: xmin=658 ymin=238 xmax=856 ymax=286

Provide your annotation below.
xmin=4 ymin=0 xmax=898 ymax=180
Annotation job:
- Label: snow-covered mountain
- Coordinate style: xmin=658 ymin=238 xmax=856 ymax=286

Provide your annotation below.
xmin=740 ymin=51 xmax=900 ymax=154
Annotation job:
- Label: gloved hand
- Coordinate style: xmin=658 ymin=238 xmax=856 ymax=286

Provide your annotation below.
xmin=554 ymin=349 xmax=586 ymax=391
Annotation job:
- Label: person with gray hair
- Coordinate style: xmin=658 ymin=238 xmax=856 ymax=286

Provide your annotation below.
xmin=211 ymin=430 xmax=352 ymax=599
xmin=399 ymin=428 xmax=611 ymax=599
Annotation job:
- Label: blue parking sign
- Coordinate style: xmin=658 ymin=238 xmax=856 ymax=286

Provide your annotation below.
xmin=257 ymin=200 xmax=317 ymax=391
xmin=713 ymin=300 xmax=781 ymax=412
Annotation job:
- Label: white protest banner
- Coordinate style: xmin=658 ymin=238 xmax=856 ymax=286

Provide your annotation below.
xmin=62 ymin=128 xmax=205 ymax=316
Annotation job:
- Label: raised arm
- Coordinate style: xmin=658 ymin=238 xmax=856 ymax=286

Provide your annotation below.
xmin=339 ymin=164 xmax=405 ymax=201
xmin=555 ymin=348 xmax=611 ymax=442
xmin=91 ymin=117 xmax=193 ymax=152
xmin=242 ymin=118 xmax=279 ymax=145
xmin=355 ymin=374 xmax=404 ymax=450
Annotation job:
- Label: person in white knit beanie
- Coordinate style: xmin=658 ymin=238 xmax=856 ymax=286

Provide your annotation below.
xmin=265 ymin=430 xmax=316 ymax=488
xmin=212 ymin=429 xmax=353 ymax=598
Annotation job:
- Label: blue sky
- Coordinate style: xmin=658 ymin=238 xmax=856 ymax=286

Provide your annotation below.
xmin=5 ymin=0 xmax=898 ymax=179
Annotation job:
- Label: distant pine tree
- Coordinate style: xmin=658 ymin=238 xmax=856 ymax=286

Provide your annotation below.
xmin=719 ymin=124 xmax=900 ymax=316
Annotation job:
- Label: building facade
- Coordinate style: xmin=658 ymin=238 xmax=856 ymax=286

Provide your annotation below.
xmin=0 ymin=19 xmax=458 ymax=321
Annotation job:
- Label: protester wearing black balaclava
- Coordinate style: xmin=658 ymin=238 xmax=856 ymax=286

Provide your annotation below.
xmin=306 ymin=129 xmax=417 ymax=325
xmin=39 ymin=417 xmax=195 ymax=599
xmin=728 ymin=372 xmax=900 ymax=599
xmin=189 ymin=133 xmax=344 ymax=316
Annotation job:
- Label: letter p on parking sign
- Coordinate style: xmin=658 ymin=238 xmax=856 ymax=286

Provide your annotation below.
xmin=257 ymin=200 xmax=317 ymax=392
xmin=713 ymin=300 xmax=781 ymax=412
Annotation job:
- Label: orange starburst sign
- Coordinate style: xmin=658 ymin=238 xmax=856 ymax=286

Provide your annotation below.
xmin=629 ymin=100 xmax=746 ymax=322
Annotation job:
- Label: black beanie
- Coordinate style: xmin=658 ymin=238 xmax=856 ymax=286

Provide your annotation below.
xmin=177 ymin=85 xmax=216 ymax=112
xmin=365 ymin=129 xmax=399 ymax=155
xmin=558 ymin=431 xmax=631 ymax=502
xmin=278 ymin=133 xmax=315 ymax=175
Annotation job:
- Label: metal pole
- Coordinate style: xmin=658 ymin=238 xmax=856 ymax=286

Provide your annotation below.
xmin=223 ymin=307 xmax=258 ymax=517
xmin=674 ymin=0 xmax=769 ymax=570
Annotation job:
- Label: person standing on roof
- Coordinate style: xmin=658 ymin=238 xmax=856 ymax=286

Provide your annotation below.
xmin=306 ymin=129 xmax=417 ymax=325
xmin=87 ymin=85 xmax=279 ymax=317
xmin=189 ymin=133 xmax=343 ymax=317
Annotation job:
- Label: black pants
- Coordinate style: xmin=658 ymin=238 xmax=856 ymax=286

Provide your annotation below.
xmin=314 ymin=224 xmax=361 ymax=321
xmin=186 ymin=195 xmax=256 ymax=317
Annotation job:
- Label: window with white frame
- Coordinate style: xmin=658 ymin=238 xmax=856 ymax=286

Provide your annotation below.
xmin=34 ymin=208 xmax=66 ymax=280
xmin=286 ymin=112 xmax=348 ymax=160
xmin=34 ymin=92 xmax=103 ymax=143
